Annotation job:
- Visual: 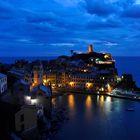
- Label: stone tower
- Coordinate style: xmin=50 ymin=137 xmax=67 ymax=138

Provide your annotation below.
xmin=88 ymin=44 xmax=93 ymax=54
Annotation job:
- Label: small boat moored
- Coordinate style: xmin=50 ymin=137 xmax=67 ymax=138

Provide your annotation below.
xmin=126 ymin=108 xmax=135 ymax=111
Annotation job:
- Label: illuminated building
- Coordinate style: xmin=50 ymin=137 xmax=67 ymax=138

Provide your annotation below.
xmin=33 ymin=62 xmax=44 ymax=86
xmin=67 ymin=71 xmax=117 ymax=93
xmin=45 ymin=72 xmax=69 ymax=88
xmin=45 ymin=72 xmax=57 ymax=87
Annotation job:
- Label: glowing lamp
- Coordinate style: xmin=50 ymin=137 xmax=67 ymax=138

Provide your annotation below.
xmin=25 ymin=96 xmax=31 ymax=101
xmin=69 ymin=82 xmax=74 ymax=86
xmin=43 ymin=79 xmax=47 ymax=83
xmin=31 ymin=99 xmax=37 ymax=105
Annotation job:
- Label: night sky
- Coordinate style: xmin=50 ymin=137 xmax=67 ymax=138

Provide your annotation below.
xmin=0 ymin=0 xmax=140 ymax=56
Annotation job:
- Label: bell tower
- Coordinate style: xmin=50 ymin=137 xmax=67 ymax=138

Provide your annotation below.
xmin=33 ymin=62 xmax=44 ymax=86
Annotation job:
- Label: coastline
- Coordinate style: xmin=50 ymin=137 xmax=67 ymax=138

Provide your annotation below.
xmin=52 ymin=90 xmax=140 ymax=102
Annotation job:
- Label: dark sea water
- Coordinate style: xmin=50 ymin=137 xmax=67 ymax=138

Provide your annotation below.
xmin=52 ymin=94 xmax=140 ymax=140
xmin=0 ymin=56 xmax=140 ymax=87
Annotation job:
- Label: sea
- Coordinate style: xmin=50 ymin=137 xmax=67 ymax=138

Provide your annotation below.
xmin=0 ymin=56 xmax=140 ymax=87
xmin=51 ymin=94 xmax=140 ymax=140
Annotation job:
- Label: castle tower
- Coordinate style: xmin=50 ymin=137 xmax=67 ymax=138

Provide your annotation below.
xmin=88 ymin=44 xmax=93 ymax=54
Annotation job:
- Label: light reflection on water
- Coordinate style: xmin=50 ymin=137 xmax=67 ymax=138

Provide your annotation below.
xmin=68 ymin=94 xmax=75 ymax=110
xmin=85 ymin=95 xmax=93 ymax=120
xmin=98 ymin=95 xmax=104 ymax=112
xmin=68 ymin=94 xmax=76 ymax=118
xmin=52 ymin=94 xmax=140 ymax=140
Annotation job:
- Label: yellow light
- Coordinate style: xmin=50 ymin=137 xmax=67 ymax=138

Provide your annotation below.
xmin=69 ymin=82 xmax=74 ymax=86
xmin=107 ymin=84 xmax=112 ymax=93
xmin=43 ymin=79 xmax=47 ymax=83
xmin=52 ymin=84 xmax=56 ymax=89
xmin=104 ymin=54 xmax=110 ymax=59
xmin=68 ymin=94 xmax=75 ymax=111
xmin=86 ymin=83 xmax=93 ymax=88
xmin=58 ymin=84 xmax=62 ymax=87
xmin=102 ymin=87 xmax=104 ymax=91
xmin=100 ymin=95 xmax=104 ymax=102
xmin=86 ymin=95 xmax=92 ymax=108
xmin=98 ymin=95 xmax=105 ymax=109
xmin=84 ymin=69 xmax=88 ymax=72
xmin=100 ymin=87 xmax=104 ymax=91
xmin=85 ymin=95 xmax=93 ymax=120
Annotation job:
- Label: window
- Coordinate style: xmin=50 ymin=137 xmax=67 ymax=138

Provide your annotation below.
xmin=19 ymin=87 xmax=24 ymax=91
xmin=20 ymin=114 xmax=24 ymax=122
xmin=20 ymin=124 xmax=24 ymax=131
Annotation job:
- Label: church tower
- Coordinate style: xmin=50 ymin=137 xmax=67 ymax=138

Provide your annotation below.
xmin=33 ymin=62 xmax=44 ymax=86
xmin=88 ymin=44 xmax=93 ymax=54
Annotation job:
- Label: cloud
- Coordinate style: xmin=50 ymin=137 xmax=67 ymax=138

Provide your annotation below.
xmin=26 ymin=12 xmax=57 ymax=24
xmin=0 ymin=1 xmax=14 ymax=19
xmin=87 ymin=17 xmax=122 ymax=29
xmin=84 ymin=0 xmax=116 ymax=16
xmin=104 ymin=41 xmax=118 ymax=47
xmin=50 ymin=43 xmax=75 ymax=47
xmin=122 ymin=4 xmax=140 ymax=18
xmin=84 ymin=0 xmax=137 ymax=17
xmin=0 ymin=0 xmax=140 ymax=56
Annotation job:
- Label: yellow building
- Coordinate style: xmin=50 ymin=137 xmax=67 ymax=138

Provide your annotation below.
xmin=68 ymin=73 xmax=94 ymax=90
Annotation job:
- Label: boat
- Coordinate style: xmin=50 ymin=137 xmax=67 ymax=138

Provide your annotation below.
xmin=126 ymin=108 xmax=135 ymax=111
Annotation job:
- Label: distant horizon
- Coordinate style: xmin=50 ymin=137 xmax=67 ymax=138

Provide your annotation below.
xmin=1 ymin=55 xmax=140 ymax=57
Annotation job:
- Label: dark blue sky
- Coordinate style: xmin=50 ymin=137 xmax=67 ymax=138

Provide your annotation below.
xmin=0 ymin=0 xmax=140 ymax=56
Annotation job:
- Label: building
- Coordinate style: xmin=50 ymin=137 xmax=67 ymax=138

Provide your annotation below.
xmin=46 ymin=72 xmax=57 ymax=87
xmin=15 ymin=105 xmax=37 ymax=132
xmin=67 ymin=71 xmax=117 ymax=93
xmin=8 ymin=68 xmax=26 ymax=79
xmin=88 ymin=44 xmax=93 ymax=54
xmin=13 ymin=80 xmax=30 ymax=104
xmin=0 ymin=73 xmax=7 ymax=94
xmin=31 ymin=84 xmax=52 ymax=117
xmin=71 ymin=44 xmax=115 ymax=68
xmin=68 ymin=73 xmax=95 ymax=90
xmin=117 ymin=74 xmax=137 ymax=90
xmin=33 ymin=62 xmax=44 ymax=86
xmin=0 ymin=101 xmax=20 ymax=140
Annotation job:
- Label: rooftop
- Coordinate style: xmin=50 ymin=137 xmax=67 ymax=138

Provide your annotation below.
xmin=0 ymin=73 xmax=7 ymax=79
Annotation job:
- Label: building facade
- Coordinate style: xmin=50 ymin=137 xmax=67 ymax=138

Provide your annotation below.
xmin=15 ymin=105 xmax=37 ymax=132
xmin=0 ymin=73 xmax=7 ymax=94
xmin=68 ymin=72 xmax=117 ymax=92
